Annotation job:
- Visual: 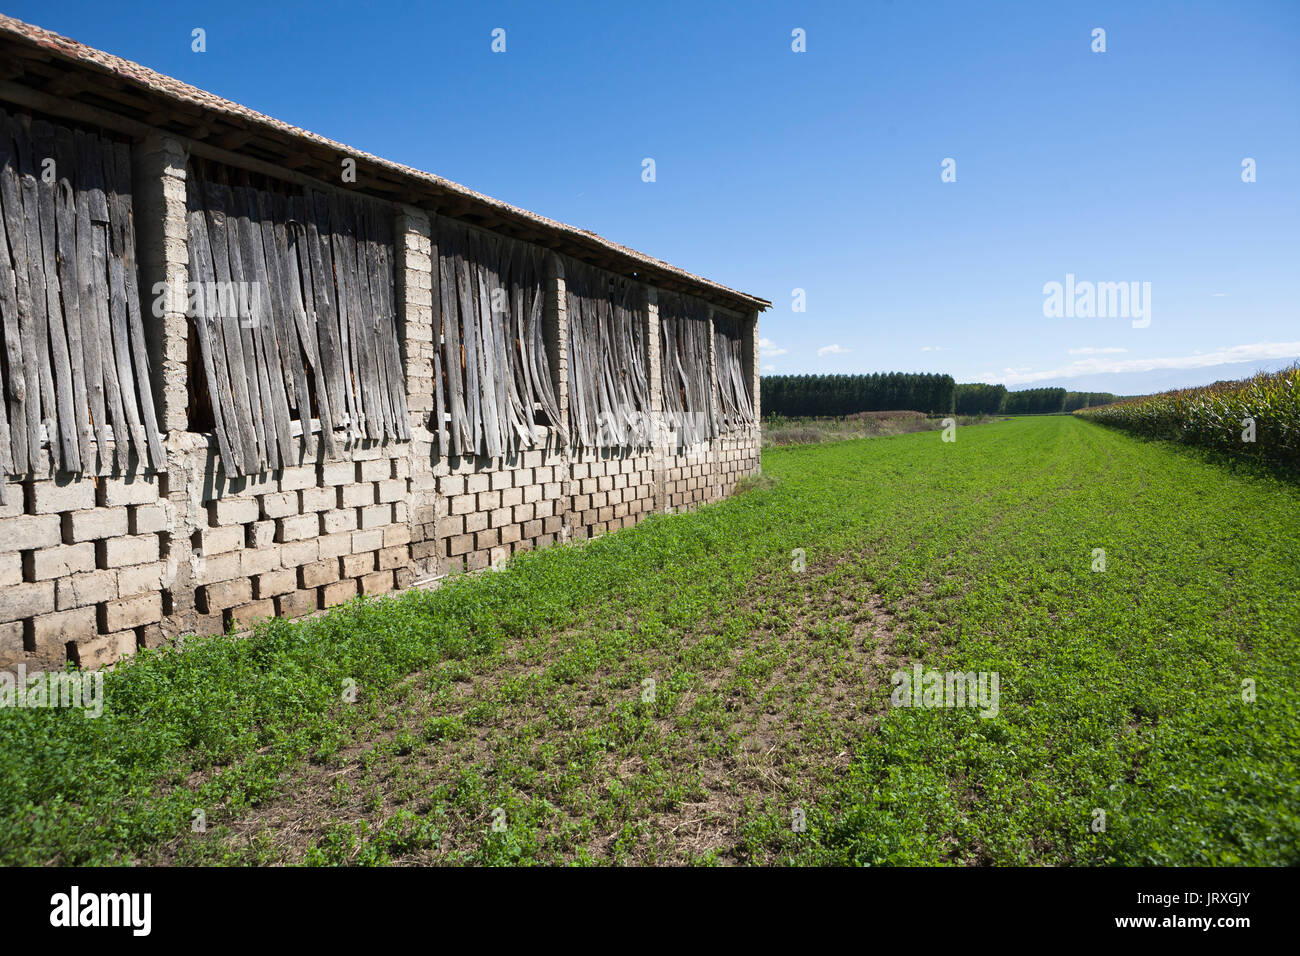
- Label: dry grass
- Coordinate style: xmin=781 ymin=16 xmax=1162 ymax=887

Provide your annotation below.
xmin=762 ymin=411 xmax=998 ymax=448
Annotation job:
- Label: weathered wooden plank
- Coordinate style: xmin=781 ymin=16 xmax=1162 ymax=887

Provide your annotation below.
xmin=477 ymin=232 xmax=503 ymax=457
xmin=101 ymin=139 xmax=145 ymax=470
xmin=185 ymin=173 xmax=239 ymax=475
xmin=437 ymin=231 xmax=458 ymax=455
xmin=485 ymin=234 xmax=517 ymax=450
xmin=80 ymin=132 xmax=126 ymax=470
xmin=361 ymin=199 xmax=396 ymax=441
xmin=0 ymin=115 xmax=15 ymax=478
xmin=363 ymin=199 xmax=395 ymax=440
xmin=230 ymin=185 xmax=279 ymax=471
xmin=565 ymin=262 xmax=651 ymax=450
xmin=219 ymin=182 xmax=272 ymax=470
xmin=508 ymin=245 xmax=534 ymax=445
xmin=683 ymin=295 xmax=717 ymax=441
xmin=287 ymin=194 xmax=336 ymax=458
xmin=467 ymin=230 xmax=498 ymax=457
xmin=53 ymin=126 xmax=93 ymax=471
xmin=261 ymin=190 xmax=312 ymax=458
xmin=236 ymin=185 xmax=292 ymax=468
xmin=378 ymin=208 xmax=409 ymax=440
xmin=712 ymin=315 xmax=753 ymax=430
xmin=356 ymin=198 xmax=381 ymax=440
xmin=324 ymin=190 xmax=358 ymax=441
xmin=256 ymin=192 xmax=296 ymax=411
xmin=204 ymin=179 xmax=262 ymax=471
xmin=306 ymin=189 xmax=345 ymax=435
xmin=487 ymin=234 xmax=512 ymax=453
xmin=13 ymin=115 xmax=58 ymax=468
xmin=455 ymin=235 xmax=481 ymax=455
xmin=525 ymin=248 xmax=560 ymax=440
xmin=506 ymin=241 xmax=535 ymax=445
xmin=114 ymin=142 xmax=164 ymax=469
xmin=565 ymin=271 xmax=588 ymax=446
xmin=0 ymin=220 xmax=15 ymax=480
xmin=273 ymin=193 xmax=318 ymax=457
xmin=596 ymin=284 xmax=623 ymax=445
xmin=436 ymin=220 xmax=467 ymax=457
xmin=71 ymin=129 xmax=107 ymax=469
xmin=345 ymin=193 xmax=371 ymax=439
xmin=333 ymin=191 xmax=366 ymax=440
xmin=660 ymin=291 xmax=705 ymax=445
xmin=373 ymin=201 xmax=406 ymax=440
xmin=200 ymin=178 xmax=253 ymax=471
xmin=0 ymin=111 xmax=31 ymax=473
xmin=32 ymin=120 xmax=79 ymax=469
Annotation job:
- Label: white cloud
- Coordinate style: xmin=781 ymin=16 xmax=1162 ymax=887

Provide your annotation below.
xmin=992 ymin=341 xmax=1300 ymax=386
xmin=921 ymin=346 xmax=947 ymax=352
xmin=1068 ymin=346 xmax=1127 ymax=355
xmin=761 ymin=363 xmax=776 ymax=373
xmin=817 ymin=344 xmax=850 ymax=356
xmin=758 ymin=337 xmax=787 ymax=357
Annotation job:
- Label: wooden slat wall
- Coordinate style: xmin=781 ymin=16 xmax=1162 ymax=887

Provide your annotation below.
xmin=565 ymin=258 xmax=650 ymax=449
xmin=433 ymin=217 xmax=557 ymax=459
xmin=0 ymin=108 xmax=162 ymax=503
xmin=658 ymin=290 xmax=717 ymax=446
xmin=713 ymin=312 xmax=755 ymax=432
xmin=186 ymin=161 xmax=409 ymax=476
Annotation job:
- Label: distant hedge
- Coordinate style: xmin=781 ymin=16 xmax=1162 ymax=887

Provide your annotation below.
xmin=1075 ymin=366 xmax=1300 ymax=467
xmin=760 ymin=375 xmax=1124 ymax=418
xmin=761 ymin=373 xmax=955 ymax=417
xmin=1063 ymin=391 xmax=1121 ymax=412
xmin=954 ymin=383 xmax=1007 ymax=415
xmin=1001 ymin=387 xmax=1067 ymax=415
xmin=993 ymin=387 xmax=1122 ymax=415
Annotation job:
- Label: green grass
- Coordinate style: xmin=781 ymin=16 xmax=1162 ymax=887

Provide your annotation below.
xmin=1 ymin=416 xmax=1297 ymax=865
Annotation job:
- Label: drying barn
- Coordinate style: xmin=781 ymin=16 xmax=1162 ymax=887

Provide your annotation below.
xmin=0 ymin=16 xmax=767 ymax=673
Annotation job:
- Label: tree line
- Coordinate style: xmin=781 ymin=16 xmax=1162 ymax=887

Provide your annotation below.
xmin=762 ymin=375 xmax=1122 ymax=417
xmin=761 ymin=373 xmax=956 ymax=416
xmin=1000 ymin=388 xmax=1121 ymax=414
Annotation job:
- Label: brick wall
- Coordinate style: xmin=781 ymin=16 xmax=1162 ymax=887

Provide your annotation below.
xmin=568 ymin=445 xmax=657 ymax=539
xmin=1 ymin=455 xmax=169 ymax=672
xmin=432 ymin=430 xmax=568 ymax=573
xmin=188 ymin=441 xmax=413 ymax=637
xmin=0 ymin=129 xmax=762 ymax=677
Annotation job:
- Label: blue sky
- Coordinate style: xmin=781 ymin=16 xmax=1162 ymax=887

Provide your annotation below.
xmin=16 ymin=0 xmax=1300 ymax=391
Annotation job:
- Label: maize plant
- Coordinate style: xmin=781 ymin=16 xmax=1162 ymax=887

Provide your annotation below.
xmin=1075 ymin=365 xmax=1300 ymax=467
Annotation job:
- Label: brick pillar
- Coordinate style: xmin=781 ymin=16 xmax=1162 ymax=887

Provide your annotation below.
xmin=743 ymin=309 xmax=760 ymax=421
xmin=132 ymin=133 xmax=197 ymax=636
xmin=396 ymin=205 xmax=438 ymax=578
xmin=706 ymin=307 xmax=721 ymax=500
xmin=643 ymin=285 xmax=667 ymax=513
xmin=744 ymin=308 xmax=761 ymax=477
xmin=545 ymin=253 xmax=568 ymax=437
xmin=131 ymin=133 xmax=189 ymax=435
xmin=545 ymin=253 xmax=572 ymax=537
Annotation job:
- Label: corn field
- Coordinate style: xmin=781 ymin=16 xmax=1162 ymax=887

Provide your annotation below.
xmin=1074 ymin=365 xmax=1300 ymax=467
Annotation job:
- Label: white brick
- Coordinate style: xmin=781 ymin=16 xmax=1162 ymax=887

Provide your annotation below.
xmin=102 ymin=476 xmax=159 ymax=507
xmin=131 ymin=503 xmax=169 ymax=535
xmin=28 ymin=543 xmax=96 ymax=580
xmin=32 ymin=476 xmax=96 ymax=513
xmin=0 ymin=514 xmax=61 ymax=553
xmin=278 ymin=513 xmax=320 ymax=542
xmin=103 ymin=534 xmax=161 ymax=567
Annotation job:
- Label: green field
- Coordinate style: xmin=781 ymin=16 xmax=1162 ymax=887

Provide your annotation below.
xmin=2 ymin=416 xmax=1297 ymax=865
